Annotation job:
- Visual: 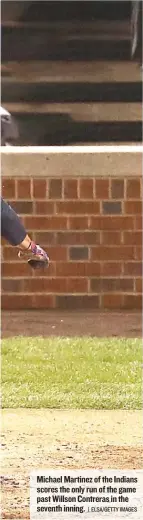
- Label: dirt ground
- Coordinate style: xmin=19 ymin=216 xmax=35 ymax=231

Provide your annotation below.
xmin=1 ymin=409 xmax=143 ymax=519
xmin=1 ymin=311 xmax=142 ymax=519
xmin=1 ymin=310 xmax=142 ymax=338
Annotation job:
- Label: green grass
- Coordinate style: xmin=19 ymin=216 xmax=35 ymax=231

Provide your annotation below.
xmin=2 ymin=337 xmax=142 ymax=409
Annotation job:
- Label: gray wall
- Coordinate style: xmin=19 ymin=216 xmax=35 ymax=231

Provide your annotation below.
xmin=1 ymin=1 xmax=32 ymax=22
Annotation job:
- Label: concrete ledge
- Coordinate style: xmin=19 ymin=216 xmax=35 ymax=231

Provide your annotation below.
xmin=3 ymin=102 xmax=142 ymax=122
xmin=1 ymin=20 xmax=130 ymax=33
xmin=2 ymin=148 xmax=142 ymax=178
xmin=2 ymin=61 xmax=141 ymax=83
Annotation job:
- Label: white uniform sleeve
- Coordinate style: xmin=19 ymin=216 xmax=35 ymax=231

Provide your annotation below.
xmin=0 ymin=106 xmax=11 ymax=118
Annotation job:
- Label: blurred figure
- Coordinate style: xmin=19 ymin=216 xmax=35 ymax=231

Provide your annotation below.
xmin=0 ymin=105 xmax=18 ymax=145
xmin=131 ymin=0 xmax=142 ymax=64
xmin=1 ymin=106 xmax=49 ymax=269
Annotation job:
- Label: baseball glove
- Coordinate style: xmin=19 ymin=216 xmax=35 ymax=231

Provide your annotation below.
xmin=28 ymin=257 xmax=49 ymax=269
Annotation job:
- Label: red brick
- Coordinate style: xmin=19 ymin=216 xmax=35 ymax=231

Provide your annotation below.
xmin=123 ymin=294 xmax=142 ymax=309
xmin=2 ymin=179 xmax=15 ymax=198
xmin=135 ymin=278 xmax=142 ymax=293
xmin=123 ymin=262 xmax=142 ymax=276
xmin=2 ymin=278 xmax=24 ymax=293
xmin=91 ymin=246 xmax=134 ymax=261
xmin=49 ymin=179 xmax=62 ymax=199
xmin=83 ymin=262 xmax=101 ymax=276
xmin=111 ymin=179 xmax=124 ymax=199
xmin=135 ymin=247 xmax=142 ymax=260
xmin=17 ymin=179 xmax=31 ymax=199
xmin=101 ymin=231 xmax=121 ymax=245
xmin=2 ymin=171 xmax=142 ymax=312
xmin=24 ymin=277 xmax=67 ymax=293
xmin=96 ymin=179 xmax=109 ymax=198
xmin=124 ymin=201 xmax=142 ymax=214
xmin=56 ymin=262 xmax=101 ymax=277
xmin=126 ymin=179 xmax=141 ymax=198
xmin=1 ymin=294 xmax=34 ymax=310
xmin=24 ymin=277 xmax=87 ymax=295
xmin=35 ymin=201 xmax=54 ymax=214
xmin=79 ymin=179 xmax=94 ymax=199
xmin=68 ymin=217 xmax=89 ymax=230
xmin=2 ymin=293 xmax=55 ymax=309
xmin=101 ymin=262 xmax=122 ymax=276
xmin=69 ymin=247 xmax=89 ymax=260
xmin=24 ymin=216 xmax=67 ymax=230
xmin=32 ymin=261 xmax=55 ymax=277
xmin=56 ymin=201 xmax=100 ymax=214
xmin=135 ymin=217 xmax=142 ymax=230
xmin=46 ymin=246 xmax=68 ymax=261
xmin=33 ymin=179 xmax=47 ymax=198
xmin=56 ymin=295 xmax=99 ymax=309
xmin=67 ymin=278 xmax=88 ymax=293
xmin=32 ymin=294 xmax=55 ymax=308
xmin=64 ymin=179 xmax=78 ymax=199
xmin=34 ymin=232 xmax=56 ymax=245
xmin=1 ymin=262 xmax=31 ymax=277
xmin=10 ymin=201 xmax=33 ymax=214
xmin=48 ymin=278 xmax=67 ymax=293
xmin=2 ymin=246 xmax=19 ymax=261
xmin=102 ymin=294 xmax=123 ymax=309
xmin=102 ymin=201 xmax=122 ymax=214
xmin=56 ymin=231 xmax=100 ymax=245
xmin=90 ymin=216 xmax=134 ymax=230
xmin=90 ymin=277 xmax=133 ymax=292
xmin=123 ymin=231 xmax=142 ymax=245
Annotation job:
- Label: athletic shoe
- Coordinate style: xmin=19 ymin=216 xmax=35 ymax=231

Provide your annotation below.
xmin=18 ymin=241 xmax=49 ymax=269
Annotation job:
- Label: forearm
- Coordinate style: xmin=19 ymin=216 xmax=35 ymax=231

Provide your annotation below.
xmin=1 ymin=198 xmax=27 ymax=246
xmin=1 ymin=198 xmax=49 ymax=269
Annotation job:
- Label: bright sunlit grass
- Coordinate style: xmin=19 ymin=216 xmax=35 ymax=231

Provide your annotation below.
xmin=2 ymin=336 xmax=142 ymax=409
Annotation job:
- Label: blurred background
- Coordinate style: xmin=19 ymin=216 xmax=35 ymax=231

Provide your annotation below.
xmin=1 ymin=0 xmax=142 ymax=145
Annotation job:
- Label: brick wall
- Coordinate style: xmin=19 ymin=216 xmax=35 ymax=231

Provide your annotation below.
xmin=2 ymin=154 xmax=142 ymax=310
